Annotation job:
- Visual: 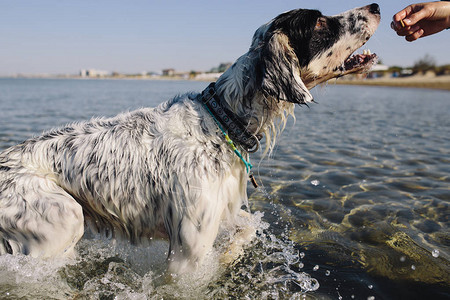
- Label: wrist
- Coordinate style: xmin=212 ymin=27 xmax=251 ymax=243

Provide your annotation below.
xmin=440 ymin=0 xmax=450 ymax=28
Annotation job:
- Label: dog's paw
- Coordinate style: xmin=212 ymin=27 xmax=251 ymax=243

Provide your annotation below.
xmin=220 ymin=210 xmax=257 ymax=265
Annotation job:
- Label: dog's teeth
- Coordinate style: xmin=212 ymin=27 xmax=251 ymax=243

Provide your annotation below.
xmin=363 ymin=50 xmax=368 ymax=55
xmin=367 ymin=49 xmax=371 ymax=55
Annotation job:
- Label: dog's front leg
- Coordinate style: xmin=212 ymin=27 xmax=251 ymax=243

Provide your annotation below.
xmin=220 ymin=209 xmax=257 ymax=265
xmin=164 ymin=201 xmax=223 ymax=276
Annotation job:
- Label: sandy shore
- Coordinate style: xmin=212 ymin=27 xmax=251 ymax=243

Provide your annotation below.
xmin=4 ymin=74 xmax=450 ymax=91
xmin=334 ymin=74 xmax=450 ymax=91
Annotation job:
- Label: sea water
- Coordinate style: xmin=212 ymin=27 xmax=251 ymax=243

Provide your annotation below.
xmin=0 ymin=78 xmax=449 ymax=299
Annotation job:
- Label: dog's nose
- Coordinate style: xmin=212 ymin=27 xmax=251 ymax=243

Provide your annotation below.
xmin=369 ymin=3 xmax=380 ymax=15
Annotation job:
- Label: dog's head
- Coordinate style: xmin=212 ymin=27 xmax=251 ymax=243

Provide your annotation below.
xmin=252 ymin=3 xmax=380 ymax=104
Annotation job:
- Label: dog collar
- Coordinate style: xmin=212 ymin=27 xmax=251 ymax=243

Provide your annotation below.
xmin=198 ymin=82 xmax=260 ymax=153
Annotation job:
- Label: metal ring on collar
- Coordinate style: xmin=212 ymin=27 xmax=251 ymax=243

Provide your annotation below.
xmin=246 ymin=135 xmax=260 ymax=153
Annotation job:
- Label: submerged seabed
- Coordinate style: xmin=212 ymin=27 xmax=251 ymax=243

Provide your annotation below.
xmin=0 ymin=79 xmax=449 ymax=299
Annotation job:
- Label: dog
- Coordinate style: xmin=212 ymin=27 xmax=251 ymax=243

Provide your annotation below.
xmin=0 ymin=4 xmax=380 ymax=274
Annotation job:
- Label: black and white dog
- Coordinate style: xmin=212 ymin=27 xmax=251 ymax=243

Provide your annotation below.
xmin=0 ymin=4 xmax=380 ymax=274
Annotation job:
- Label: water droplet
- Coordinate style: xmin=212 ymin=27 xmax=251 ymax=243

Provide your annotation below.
xmin=311 ymin=180 xmax=320 ymax=186
xmin=368 ymin=284 xmax=373 ymax=289
xmin=351 ymin=295 xmax=355 ymax=299
xmin=367 ymin=296 xmax=375 ymax=300
xmin=432 ymin=249 xmax=439 ymax=258
xmin=411 ymin=265 xmax=416 ymax=270
xmin=300 ymin=252 xmax=305 ymax=258
xmin=325 ymin=270 xmax=331 ymax=276
xmin=313 ymin=265 xmax=319 ymax=271
xmin=298 ymin=262 xmax=304 ymax=269
xmin=400 ymin=256 xmax=406 ymax=262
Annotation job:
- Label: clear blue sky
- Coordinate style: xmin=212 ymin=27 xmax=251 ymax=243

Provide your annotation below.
xmin=1 ymin=0 xmax=449 ymax=75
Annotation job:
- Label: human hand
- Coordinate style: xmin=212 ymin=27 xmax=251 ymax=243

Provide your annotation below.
xmin=391 ymin=1 xmax=450 ymax=41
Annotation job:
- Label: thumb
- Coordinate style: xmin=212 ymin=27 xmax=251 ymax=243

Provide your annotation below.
xmin=403 ymin=7 xmax=430 ymax=26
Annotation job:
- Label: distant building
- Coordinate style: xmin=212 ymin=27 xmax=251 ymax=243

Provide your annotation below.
xmin=162 ymin=69 xmax=175 ymax=77
xmin=147 ymin=71 xmax=160 ymax=77
xmin=80 ymin=69 xmax=110 ymax=78
xmin=194 ymin=72 xmax=223 ymax=81
xmin=367 ymin=64 xmax=389 ymax=78
xmin=371 ymin=64 xmax=389 ymax=72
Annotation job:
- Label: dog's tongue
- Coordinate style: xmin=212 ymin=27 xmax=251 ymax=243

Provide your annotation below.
xmin=344 ymin=53 xmax=377 ymax=71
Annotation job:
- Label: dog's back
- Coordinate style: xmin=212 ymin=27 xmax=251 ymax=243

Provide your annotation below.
xmin=0 ymin=96 xmax=244 ymax=268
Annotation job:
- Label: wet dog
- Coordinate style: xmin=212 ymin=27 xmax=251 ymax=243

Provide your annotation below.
xmin=0 ymin=4 xmax=380 ymax=274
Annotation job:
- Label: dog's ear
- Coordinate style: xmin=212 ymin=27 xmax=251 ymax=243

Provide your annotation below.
xmin=259 ymin=33 xmax=313 ymax=104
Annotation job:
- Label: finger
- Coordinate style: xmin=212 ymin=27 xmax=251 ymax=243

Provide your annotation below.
xmin=403 ymin=7 xmax=430 ymax=26
xmin=392 ymin=5 xmax=415 ymax=30
xmin=391 ymin=20 xmax=406 ymax=31
xmin=390 ymin=21 xmax=400 ymax=30
xmin=391 ymin=20 xmax=409 ymax=32
xmin=400 ymin=25 xmax=421 ymax=36
xmin=406 ymin=28 xmax=424 ymax=42
xmin=393 ymin=6 xmax=413 ymax=22
xmin=393 ymin=11 xmax=407 ymax=22
xmin=393 ymin=22 xmax=420 ymax=36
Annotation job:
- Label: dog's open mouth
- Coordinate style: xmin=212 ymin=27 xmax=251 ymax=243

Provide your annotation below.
xmin=303 ymin=49 xmax=378 ymax=89
xmin=343 ymin=49 xmax=378 ymax=74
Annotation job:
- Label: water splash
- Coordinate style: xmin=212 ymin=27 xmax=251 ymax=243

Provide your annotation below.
xmin=0 ymin=210 xmax=319 ymax=299
xmin=311 ymin=179 xmax=320 ymax=186
xmin=431 ymin=249 xmax=440 ymax=258
xmin=0 ymin=254 xmax=75 ymax=299
xmin=207 ymin=213 xmax=319 ymax=299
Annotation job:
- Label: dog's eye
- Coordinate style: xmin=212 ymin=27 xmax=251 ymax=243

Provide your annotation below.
xmin=315 ymin=18 xmax=328 ymax=30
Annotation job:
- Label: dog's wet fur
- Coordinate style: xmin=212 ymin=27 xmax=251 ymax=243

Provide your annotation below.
xmin=0 ymin=4 xmax=380 ymax=274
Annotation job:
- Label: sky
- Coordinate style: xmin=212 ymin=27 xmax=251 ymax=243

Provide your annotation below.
xmin=1 ymin=0 xmax=449 ymax=76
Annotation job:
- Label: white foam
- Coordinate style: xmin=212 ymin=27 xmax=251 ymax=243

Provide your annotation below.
xmin=0 ymin=210 xmax=319 ymax=298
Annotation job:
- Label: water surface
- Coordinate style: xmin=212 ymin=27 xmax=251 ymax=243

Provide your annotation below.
xmin=0 ymin=78 xmax=449 ymax=299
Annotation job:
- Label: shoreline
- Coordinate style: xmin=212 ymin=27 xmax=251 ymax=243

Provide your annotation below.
xmin=2 ymin=75 xmax=450 ymax=91
xmin=333 ymin=75 xmax=450 ymax=91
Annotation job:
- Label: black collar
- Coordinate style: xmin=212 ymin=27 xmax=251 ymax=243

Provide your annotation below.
xmin=198 ymin=82 xmax=260 ymax=153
